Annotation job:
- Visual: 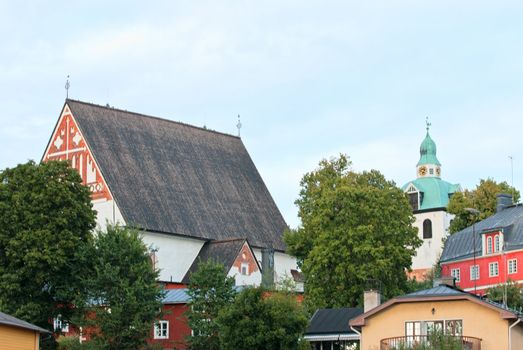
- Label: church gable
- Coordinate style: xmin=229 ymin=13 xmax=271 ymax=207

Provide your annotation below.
xmin=43 ymin=104 xmax=112 ymax=201
xmin=230 ymin=242 xmax=260 ymax=277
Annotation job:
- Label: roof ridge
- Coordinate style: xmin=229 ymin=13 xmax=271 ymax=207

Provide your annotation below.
xmin=209 ymin=238 xmax=248 ymax=244
xmin=66 ymin=98 xmax=241 ymax=140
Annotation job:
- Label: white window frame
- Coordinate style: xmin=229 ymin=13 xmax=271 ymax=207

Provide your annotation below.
xmin=240 ymin=263 xmax=249 ymax=276
xmin=451 ymin=268 xmax=460 ymax=282
xmin=489 ymin=262 xmax=499 ymax=277
xmin=509 ymin=259 xmax=518 ymax=275
xmin=487 ymin=237 xmax=492 ymax=254
xmin=53 ymin=315 xmax=69 ymax=333
xmin=470 ymin=265 xmax=480 ymax=281
xmin=154 ymin=320 xmax=169 ymax=339
xmin=494 ymin=235 xmax=500 ymax=252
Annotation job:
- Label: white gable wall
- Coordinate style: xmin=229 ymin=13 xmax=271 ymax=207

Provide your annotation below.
xmin=228 ymin=266 xmax=262 ymax=286
xmin=92 ymin=199 xmax=126 ymax=230
xmin=141 ymin=232 xmax=205 ymax=283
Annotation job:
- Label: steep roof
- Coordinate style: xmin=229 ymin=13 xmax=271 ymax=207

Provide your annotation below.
xmin=441 ymin=204 xmax=523 ymax=262
xmin=0 ymin=311 xmax=50 ymax=333
xmin=65 ymin=99 xmax=288 ymax=251
xmin=402 ymin=177 xmax=460 ymax=210
xmin=417 ymin=131 xmax=441 ymax=166
xmin=305 ymin=308 xmax=363 ymax=337
xmin=181 ymin=238 xmax=248 ymax=284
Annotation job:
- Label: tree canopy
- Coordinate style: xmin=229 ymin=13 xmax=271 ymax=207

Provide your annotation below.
xmin=447 ymin=178 xmax=520 ymax=234
xmin=77 ymin=225 xmax=164 ymax=350
xmin=284 ymin=155 xmax=421 ymax=309
xmin=186 ymin=260 xmax=236 ymax=350
xmin=0 ymin=160 xmax=96 ymax=333
xmin=216 ymin=287 xmax=307 ymax=350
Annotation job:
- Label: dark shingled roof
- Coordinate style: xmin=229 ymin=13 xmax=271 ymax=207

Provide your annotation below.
xmin=66 ymin=99 xmax=288 ymax=251
xmin=0 ymin=311 xmax=50 ymax=333
xmin=305 ymin=308 xmax=363 ymax=336
xmin=441 ymin=204 xmax=523 ymax=262
xmin=181 ymin=238 xmax=248 ymax=284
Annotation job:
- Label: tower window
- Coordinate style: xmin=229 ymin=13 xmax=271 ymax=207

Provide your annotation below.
xmin=408 ymin=192 xmax=419 ymax=211
xmin=423 ymin=219 xmax=432 ymax=239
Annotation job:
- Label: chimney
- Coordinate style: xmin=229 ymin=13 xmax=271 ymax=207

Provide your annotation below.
xmin=496 ymin=193 xmax=513 ymax=213
xmin=364 ymin=290 xmax=381 ymax=312
xmin=433 ymin=276 xmax=455 ymax=288
xmin=261 ymin=248 xmax=275 ymax=289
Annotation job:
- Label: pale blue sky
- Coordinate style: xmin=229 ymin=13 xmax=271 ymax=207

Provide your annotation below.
xmin=1 ymin=1 xmax=523 ymax=227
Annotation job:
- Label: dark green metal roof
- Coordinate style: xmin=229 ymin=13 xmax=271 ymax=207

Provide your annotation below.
xmin=402 ymin=177 xmax=460 ymax=210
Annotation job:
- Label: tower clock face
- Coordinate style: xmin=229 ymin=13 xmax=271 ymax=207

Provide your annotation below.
xmin=418 ymin=166 xmax=427 ymax=176
xmin=436 ymin=167 xmax=441 ymax=176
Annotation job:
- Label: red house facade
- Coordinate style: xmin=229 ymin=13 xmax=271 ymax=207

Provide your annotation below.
xmin=440 ymin=194 xmax=523 ymax=295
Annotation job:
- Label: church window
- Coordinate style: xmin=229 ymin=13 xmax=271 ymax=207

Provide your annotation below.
xmin=408 ymin=193 xmax=419 ymax=211
xmin=241 ymin=263 xmax=249 ymax=275
xmin=423 ymin=219 xmax=432 ymax=239
xmin=486 ymin=237 xmax=492 ymax=254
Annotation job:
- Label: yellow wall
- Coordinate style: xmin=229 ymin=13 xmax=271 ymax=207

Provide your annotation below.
xmin=511 ymin=322 xmax=523 ymax=350
xmin=361 ymin=300 xmax=509 ymax=350
xmin=0 ymin=324 xmax=39 ymax=350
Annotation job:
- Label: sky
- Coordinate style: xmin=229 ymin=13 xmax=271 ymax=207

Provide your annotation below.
xmin=1 ymin=1 xmax=523 ymax=228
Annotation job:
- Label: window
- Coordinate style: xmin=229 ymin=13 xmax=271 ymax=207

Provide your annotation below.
xmin=489 ymin=262 xmax=499 ymax=277
xmin=53 ymin=315 xmax=69 ymax=333
xmin=494 ymin=235 xmax=500 ymax=252
xmin=470 ymin=265 xmax=480 ymax=280
xmin=509 ymin=259 xmax=518 ymax=274
xmin=446 ymin=320 xmax=463 ymax=336
xmin=451 ymin=268 xmax=460 ymax=282
xmin=423 ymin=219 xmax=432 ymax=239
xmin=241 ymin=263 xmax=249 ymax=276
xmin=487 ymin=237 xmax=492 ymax=254
xmin=405 ymin=320 xmax=462 ymax=338
xmin=408 ymin=192 xmax=419 ymax=211
xmin=154 ymin=320 xmax=169 ymax=339
xmin=429 ymin=168 xmax=434 ymax=175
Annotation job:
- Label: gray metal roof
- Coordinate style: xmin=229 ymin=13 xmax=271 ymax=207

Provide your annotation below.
xmin=401 ymin=285 xmax=466 ymax=298
xmin=0 ymin=311 xmax=50 ymax=333
xmin=66 ymin=100 xmax=288 ymax=251
xmin=441 ymin=204 xmax=523 ymax=262
xmin=162 ymin=289 xmax=191 ymax=304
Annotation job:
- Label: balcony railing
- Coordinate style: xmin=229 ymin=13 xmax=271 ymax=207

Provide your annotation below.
xmin=380 ymin=335 xmax=481 ymax=350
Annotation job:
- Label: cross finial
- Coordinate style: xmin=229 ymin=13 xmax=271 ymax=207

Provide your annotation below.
xmin=65 ymin=75 xmax=70 ymax=99
xmin=236 ymin=114 xmax=242 ymax=137
xmin=425 ymin=116 xmax=431 ymax=132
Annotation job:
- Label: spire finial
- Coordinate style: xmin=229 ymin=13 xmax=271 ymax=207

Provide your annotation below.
xmin=65 ymin=75 xmax=70 ymax=99
xmin=236 ymin=114 xmax=242 ymax=137
xmin=425 ymin=116 xmax=431 ymax=133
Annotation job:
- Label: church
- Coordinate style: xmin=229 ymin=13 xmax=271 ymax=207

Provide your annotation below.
xmin=402 ymin=123 xmax=460 ymax=280
xmin=42 ymin=99 xmax=297 ymax=286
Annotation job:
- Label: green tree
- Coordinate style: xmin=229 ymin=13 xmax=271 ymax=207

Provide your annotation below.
xmin=78 ymin=225 xmax=164 ymax=350
xmin=487 ymin=280 xmax=523 ymax=311
xmin=284 ymin=155 xmax=421 ymax=309
xmin=0 ymin=161 xmax=96 ymax=336
xmin=216 ymin=287 xmax=307 ymax=350
xmin=447 ymin=178 xmax=520 ymax=234
xmin=186 ymin=260 xmax=236 ymax=350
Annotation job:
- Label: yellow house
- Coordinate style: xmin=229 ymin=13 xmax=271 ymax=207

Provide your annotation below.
xmin=0 ymin=311 xmax=50 ymax=350
xmin=350 ymin=285 xmax=523 ymax=350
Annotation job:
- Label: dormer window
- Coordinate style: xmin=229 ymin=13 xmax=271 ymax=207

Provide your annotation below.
xmin=487 ymin=237 xmax=492 ymax=254
xmin=494 ymin=235 xmax=500 ymax=252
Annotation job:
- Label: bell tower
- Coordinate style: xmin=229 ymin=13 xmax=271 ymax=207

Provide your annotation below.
xmin=416 ymin=118 xmax=441 ymax=179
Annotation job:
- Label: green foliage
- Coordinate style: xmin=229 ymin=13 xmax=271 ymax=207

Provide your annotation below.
xmin=0 ymin=160 xmax=96 ymax=335
xmin=216 ymin=287 xmax=308 ymax=350
xmin=394 ymin=330 xmax=465 ymax=350
xmin=487 ymin=280 xmax=523 ymax=311
xmin=284 ymin=154 xmax=421 ymax=309
xmin=186 ymin=260 xmax=236 ymax=350
xmin=78 ymin=225 xmax=163 ymax=350
xmin=448 ymin=178 xmax=520 ymax=234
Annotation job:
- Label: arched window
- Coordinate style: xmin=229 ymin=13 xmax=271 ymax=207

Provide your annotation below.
xmin=423 ymin=219 xmax=432 ymax=239
xmin=495 ymin=235 xmax=500 ymax=252
xmin=487 ymin=237 xmax=492 ymax=254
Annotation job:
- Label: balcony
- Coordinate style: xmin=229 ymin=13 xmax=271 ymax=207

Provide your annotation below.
xmin=380 ymin=335 xmax=482 ymax=350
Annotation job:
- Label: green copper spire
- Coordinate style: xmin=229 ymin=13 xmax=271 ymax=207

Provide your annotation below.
xmin=417 ymin=118 xmax=441 ymax=166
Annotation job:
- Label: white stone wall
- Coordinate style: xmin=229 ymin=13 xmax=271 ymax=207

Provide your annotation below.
xmin=412 ymin=210 xmax=454 ymax=271
xmin=228 ymin=266 xmax=262 ymax=286
xmin=92 ymin=199 xmax=126 ymax=230
xmin=141 ymin=232 xmax=205 ymax=283
xmin=251 ymin=248 xmax=298 ymax=285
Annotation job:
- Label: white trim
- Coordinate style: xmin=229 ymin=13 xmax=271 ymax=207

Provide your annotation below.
xmin=154 ymin=320 xmax=169 ymax=339
xmin=303 ymin=334 xmax=359 ymax=341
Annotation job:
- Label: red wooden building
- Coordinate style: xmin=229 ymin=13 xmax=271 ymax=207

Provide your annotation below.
xmin=440 ymin=194 xmax=522 ymax=295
